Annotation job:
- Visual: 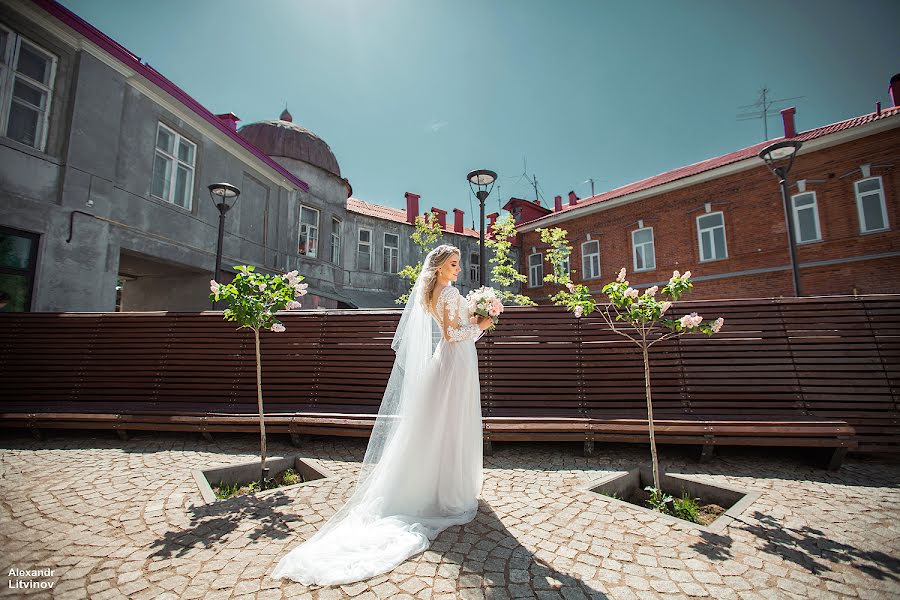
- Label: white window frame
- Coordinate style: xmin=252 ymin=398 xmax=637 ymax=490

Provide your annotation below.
xmin=470 ymin=251 xmax=479 ymax=283
xmin=0 ymin=25 xmax=57 ymax=153
xmin=854 ymin=176 xmax=889 ymax=234
xmin=330 ymin=217 xmax=342 ymax=264
xmin=298 ymin=206 xmax=320 ymax=257
xmin=696 ymin=211 xmax=728 ymax=262
xmin=790 ymin=192 xmax=822 ymax=244
xmin=383 ymin=232 xmax=400 ymax=274
xmin=151 ymin=122 xmax=196 ymax=210
xmin=528 ymin=253 xmax=543 ymax=288
xmin=581 ymin=240 xmax=601 ymax=279
xmin=357 ymin=227 xmax=373 ymax=271
xmin=631 ymin=227 xmax=656 ymax=272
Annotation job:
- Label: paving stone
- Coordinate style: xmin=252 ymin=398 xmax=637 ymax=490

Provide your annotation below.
xmin=1 ymin=432 xmax=898 ymax=600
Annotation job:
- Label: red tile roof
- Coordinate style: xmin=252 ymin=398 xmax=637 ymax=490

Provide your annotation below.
xmin=523 ymin=105 xmax=900 ymax=227
xmin=33 ymin=0 xmax=310 ymax=192
xmin=347 ymin=198 xmax=481 ymax=238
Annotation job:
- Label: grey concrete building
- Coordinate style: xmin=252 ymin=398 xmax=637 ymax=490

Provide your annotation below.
xmin=0 ymin=0 xmax=513 ymax=313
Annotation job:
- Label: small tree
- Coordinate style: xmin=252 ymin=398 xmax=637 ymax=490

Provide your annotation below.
xmin=396 ymin=212 xmax=443 ymax=304
xmin=539 ymin=227 xmax=724 ymax=494
xmin=209 ymin=266 xmax=308 ymax=481
xmin=486 ymin=214 xmax=536 ymax=306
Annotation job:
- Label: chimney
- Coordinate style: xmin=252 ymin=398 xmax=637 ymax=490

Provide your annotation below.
xmin=876 ymin=101 xmax=882 ymax=116
xmin=890 ymin=73 xmax=900 ymax=107
xmin=568 ymin=191 xmax=579 ymax=206
xmin=215 ymin=112 xmax=240 ymax=132
xmin=452 ymin=208 xmax=465 ymax=233
xmin=487 ymin=212 xmax=499 ymax=231
xmin=405 ymin=192 xmax=420 ymax=225
xmin=781 ymin=107 xmax=797 ymax=138
xmin=431 ymin=207 xmax=447 ymax=229
xmin=554 ymin=195 xmax=563 ymax=212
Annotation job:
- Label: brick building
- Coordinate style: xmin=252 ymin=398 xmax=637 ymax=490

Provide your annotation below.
xmin=513 ymin=78 xmax=900 ymax=301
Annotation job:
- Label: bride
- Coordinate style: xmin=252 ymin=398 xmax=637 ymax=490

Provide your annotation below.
xmin=272 ymin=244 xmax=493 ymax=586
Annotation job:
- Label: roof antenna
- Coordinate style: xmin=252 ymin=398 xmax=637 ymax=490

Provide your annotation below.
xmin=737 ymin=86 xmax=805 ymax=141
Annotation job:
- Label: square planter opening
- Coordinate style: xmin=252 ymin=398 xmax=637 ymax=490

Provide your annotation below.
xmin=193 ymin=456 xmax=333 ymax=504
xmin=584 ymin=466 xmax=760 ymax=533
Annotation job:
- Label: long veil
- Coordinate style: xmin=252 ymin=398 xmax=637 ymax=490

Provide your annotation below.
xmin=271 ymin=247 xmax=447 ymax=586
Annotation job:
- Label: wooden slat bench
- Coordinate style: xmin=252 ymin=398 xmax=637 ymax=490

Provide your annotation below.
xmin=2 ymin=295 xmax=897 ymax=470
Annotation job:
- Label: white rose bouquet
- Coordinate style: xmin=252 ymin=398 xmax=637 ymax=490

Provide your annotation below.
xmin=465 ymin=286 xmax=505 ymax=332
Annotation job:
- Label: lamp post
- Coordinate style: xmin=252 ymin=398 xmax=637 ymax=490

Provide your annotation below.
xmin=758 ymin=140 xmax=803 ymax=297
xmin=466 ymin=169 xmax=497 ymax=288
xmin=208 ymin=182 xmax=241 ymax=309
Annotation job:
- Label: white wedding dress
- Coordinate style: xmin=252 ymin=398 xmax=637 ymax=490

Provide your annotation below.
xmin=272 ymin=283 xmax=483 ymax=586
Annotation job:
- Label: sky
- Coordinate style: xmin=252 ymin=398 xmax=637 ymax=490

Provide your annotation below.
xmin=59 ymin=0 xmax=900 ymax=225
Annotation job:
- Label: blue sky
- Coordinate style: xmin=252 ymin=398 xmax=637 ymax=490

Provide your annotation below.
xmin=60 ymin=0 xmax=900 ymax=225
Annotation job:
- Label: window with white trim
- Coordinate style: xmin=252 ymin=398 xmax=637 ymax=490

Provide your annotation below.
xmin=357 ymin=228 xmax=372 ymax=271
xmin=330 ymin=217 xmax=342 ymax=264
xmin=528 ymin=253 xmax=543 ymax=288
xmin=696 ymin=212 xmax=727 ymax=261
xmin=790 ymin=192 xmax=822 ymax=244
xmin=383 ymin=232 xmax=399 ymax=273
xmin=854 ymin=177 xmax=889 ymax=233
xmin=631 ymin=227 xmax=655 ymax=271
xmin=298 ymin=206 xmax=319 ymax=257
xmin=0 ymin=25 xmax=57 ymax=152
xmin=151 ymin=122 xmax=196 ymax=209
xmin=470 ymin=252 xmax=479 ymax=283
xmin=581 ymin=240 xmax=600 ymax=279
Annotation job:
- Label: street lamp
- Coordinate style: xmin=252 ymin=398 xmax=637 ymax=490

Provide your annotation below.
xmin=208 ymin=182 xmax=241 ymax=308
xmin=466 ymin=169 xmax=497 ymax=288
xmin=758 ymin=140 xmax=803 ymax=297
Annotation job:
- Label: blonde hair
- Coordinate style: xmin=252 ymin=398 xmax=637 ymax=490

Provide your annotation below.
xmin=421 ymin=244 xmax=461 ymax=317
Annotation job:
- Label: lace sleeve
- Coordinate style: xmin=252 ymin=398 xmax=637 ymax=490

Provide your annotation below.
xmin=439 ymin=287 xmax=480 ymax=343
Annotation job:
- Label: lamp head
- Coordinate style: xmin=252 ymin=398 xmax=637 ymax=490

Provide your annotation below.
xmin=207 ymin=182 xmax=241 ymax=211
xmin=466 ymin=169 xmax=497 ymax=203
xmin=208 ymin=182 xmax=240 ymax=198
xmin=758 ymin=140 xmax=802 ymax=178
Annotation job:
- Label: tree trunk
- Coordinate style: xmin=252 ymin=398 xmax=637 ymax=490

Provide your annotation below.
xmin=643 ymin=343 xmax=661 ymax=491
xmin=254 ymin=328 xmax=268 ymax=482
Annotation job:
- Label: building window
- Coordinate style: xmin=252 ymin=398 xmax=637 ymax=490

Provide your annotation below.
xmin=383 ymin=232 xmax=399 ymax=273
xmin=854 ymin=176 xmax=889 ymax=233
xmin=331 ymin=217 xmax=342 ymax=264
xmin=151 ymin=122 xmax=196 ymax=209
xmin=0 ymin=25 xmax=57 ymax=152
xmin=696 ymin=212 xmax=727 ymax=262
xmin=357 ymin=228 xmax=372 ymax=271
xmin=528 ymin=253 xmax=543 ymax=288
xmin=298 ymin=206 xmax=319 ymax=257
xmin=0 ymin=226 xmax=39 ymax=312
xmin=790 ymin=192 xmax=822 ymax=244
xmin=555 ymin=257 xmax=571 ymax=279
xmin=632 ymin=227 xmax=655 ymax=271
xmin=581 ymin=240 xmax=600 ymax=279
xmin=470 ymin=251 xmax=479 ymax=283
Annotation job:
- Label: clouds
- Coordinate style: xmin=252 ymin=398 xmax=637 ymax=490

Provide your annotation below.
xmin=426 ymin=120 xmax=448 ymax=133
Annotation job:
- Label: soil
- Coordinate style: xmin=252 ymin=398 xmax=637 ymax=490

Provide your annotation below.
xmin=624 ymin=487 xmax=726 ymax=526
xmin=212 ymin=468 xmax=305 ymax=499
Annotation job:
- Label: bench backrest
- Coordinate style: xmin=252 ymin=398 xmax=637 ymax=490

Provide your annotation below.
xmin=1 ymin=295 xmax=897 ymax=450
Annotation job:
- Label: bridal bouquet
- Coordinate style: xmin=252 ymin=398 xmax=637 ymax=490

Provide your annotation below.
xmin=465 ymin=286 xmax=505 ymax=332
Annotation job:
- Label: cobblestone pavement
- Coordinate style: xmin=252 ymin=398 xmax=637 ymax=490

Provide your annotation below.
xmin=1 ymin=430 xmax=899 ymax=600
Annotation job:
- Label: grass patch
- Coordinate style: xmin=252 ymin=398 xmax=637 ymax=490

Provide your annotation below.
xmin=213 ymin=467 xmax=305 ymax=500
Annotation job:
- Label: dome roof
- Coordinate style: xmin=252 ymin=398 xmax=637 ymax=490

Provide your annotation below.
xmin=238 ymin=110 xmax=341 ymax=177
